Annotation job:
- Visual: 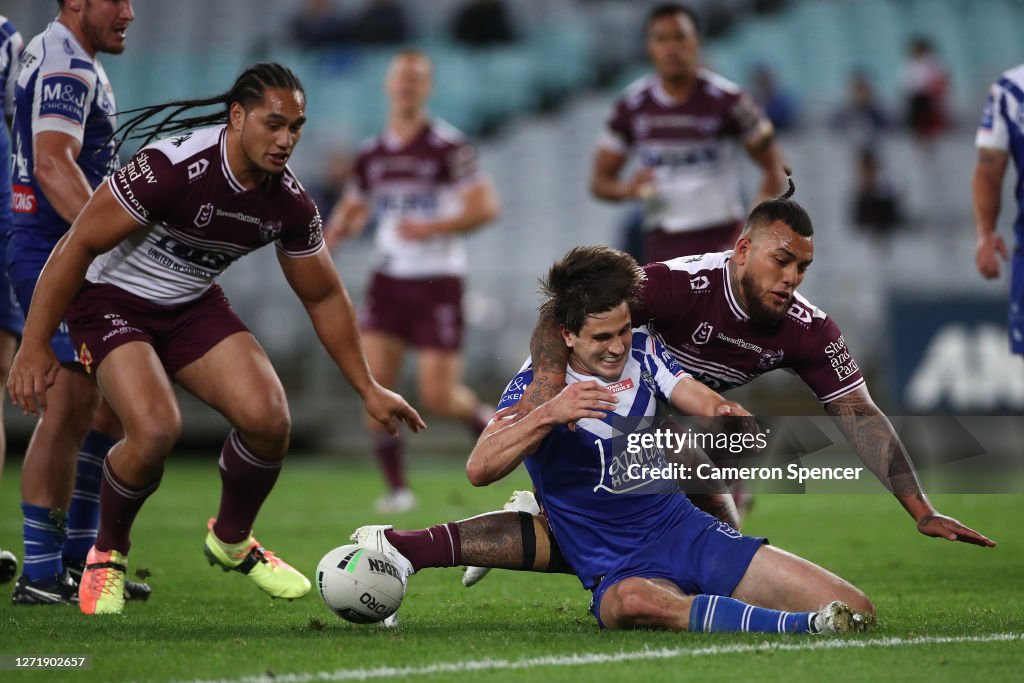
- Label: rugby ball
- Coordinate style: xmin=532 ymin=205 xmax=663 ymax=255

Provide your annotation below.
xmin=316 ymin=544 xmax=405 ymax=624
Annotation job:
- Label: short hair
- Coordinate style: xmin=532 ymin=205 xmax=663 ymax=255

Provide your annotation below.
xmin=647 ymin=2 xmax=701 ymax=34
xmin=742 ymin=176 xmax=814 ymax=237
xmin=540 ymin=246 xmax=645 ymax=335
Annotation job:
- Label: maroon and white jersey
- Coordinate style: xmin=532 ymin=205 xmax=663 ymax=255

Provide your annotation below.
xmin=349 ymin=119 xmax=482 ymax=278
xmin=94 ymin=125 xmax=324 ymax=304
xmin=600 ymin=71 xmax=773 ymax=233
xmin=634 ymin=252 xmax=865 ymax=404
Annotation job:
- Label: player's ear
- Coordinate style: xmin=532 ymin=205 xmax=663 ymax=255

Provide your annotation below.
xmin=228 ymin=101 xmax=246 ymax=132
xmin=559 ymin=325 xmax=575 ymax=350
xmin=732 ymin=235 xmax=752 ymax=265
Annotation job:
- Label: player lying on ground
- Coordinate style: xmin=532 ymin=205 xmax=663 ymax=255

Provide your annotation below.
xmin=354 ymin=245 xmax=875 ymax=634
xmin=7 ymin=62 xmax=425 ymax=616
xmin=461 ymin=180 xmax=995 ymax=587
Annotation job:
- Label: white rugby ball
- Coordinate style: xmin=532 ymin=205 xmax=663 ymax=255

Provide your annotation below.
xmin=316 ymin=544 xmax=405 ymax=624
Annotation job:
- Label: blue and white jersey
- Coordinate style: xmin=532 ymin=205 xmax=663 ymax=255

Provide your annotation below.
xmin=11 ymin=20 xmax=117 ymax=237
xmin=0 ymin=15 xmax=24 ymax=233
xmin=495 ymin=326 xmax=699 ymax=589
xmin=977 ymin=63 xmax=1024 ymax=243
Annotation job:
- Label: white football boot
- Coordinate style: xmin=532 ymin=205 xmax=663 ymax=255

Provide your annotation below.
xmin=462 ymin=490 xmax=541 ymax=587
xmin=350 ymin=524 xmax=415 ymax=628
xmin=811 ymin=600 xmax=875 ymax=634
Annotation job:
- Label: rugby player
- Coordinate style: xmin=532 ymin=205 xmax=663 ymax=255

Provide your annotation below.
xmin=460 ymin=182 xmax=995 ymax=587
xmin=8 ymin=0 xmax=150 ymax=605
xmin=0 ymin=13 xmax=24 ymax=586
xmin=592 ymin=2 xmax=788 ymax=262
xmin=325 ymin=49 xmax=500 ymax=513
xmin=973 ymin=63 xmax=1024 ymax=358
xmin=7 ymin=62 xmax=426 ymax=615
xmin=353 ymin=246 xmax=875 ymax=634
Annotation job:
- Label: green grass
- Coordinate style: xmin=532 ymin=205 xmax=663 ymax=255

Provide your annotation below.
xmin=0 ymin=457 xmax=1021 ymax=682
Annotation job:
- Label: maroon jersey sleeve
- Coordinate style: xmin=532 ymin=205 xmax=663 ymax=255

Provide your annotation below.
xmin=106 ymin=148 xmax=179 ymax=224
xmin=444 ymin=139 xmax=481 ymax=187
xmin=276 ymin=189 xmax=324 ymax=258
xmin=792 ymin=315 xmax=866 ymax=404
xmin=634 ymin=263 xmax=682 ymax=326
xmin=724 ymin=89 xmax=773 ymax=143
xmin=603 ymin=96 xmax=634 ymax=151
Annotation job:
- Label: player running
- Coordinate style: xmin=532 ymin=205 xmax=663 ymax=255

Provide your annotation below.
xmin=325 ymin=49 xmax=500 ymax=513
xmin=7 ymin=62 xmax=425 ymax=615
xmin=352 ymin=245 xmax=875 ymax=634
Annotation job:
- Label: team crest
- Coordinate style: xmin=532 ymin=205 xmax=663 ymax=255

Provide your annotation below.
xmin=259 ymin=220 xmax=282 ymax=241
xmin=758 ymin=349 xmax=784 ymax=370
xmin=79 ymin=343 xmax=93 ymax=374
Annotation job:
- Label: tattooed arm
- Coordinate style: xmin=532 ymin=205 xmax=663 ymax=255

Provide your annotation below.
xmin=971 ymin=147 xmax=1010 ymax=279
xmin=512 ymin=308 xmax=573 ymax=417
xmin=825 ymin=386 xmax=995 ymax=547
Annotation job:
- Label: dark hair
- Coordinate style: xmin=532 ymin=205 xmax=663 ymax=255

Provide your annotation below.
xmin=647 ymin=2 xmax=701 ymax=34
xmin=742 ymin=174 xmax=814 ymax=237
xmin=540 ymin=246 xmax=645 ymax=335
xmin=111 ymin=63 xmax=304 ymax=154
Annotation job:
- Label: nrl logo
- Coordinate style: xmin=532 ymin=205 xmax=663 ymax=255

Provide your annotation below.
xmin=691 ymin=322 xmax=713 ymax=345
xmin=194 ymin=202 xmax=214 ymax=228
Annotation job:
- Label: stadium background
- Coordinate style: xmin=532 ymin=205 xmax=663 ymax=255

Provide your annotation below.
xmin=3 ymin=0 xmax=1024 ymax=451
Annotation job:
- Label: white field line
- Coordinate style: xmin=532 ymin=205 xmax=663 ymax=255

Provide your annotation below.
xmin=180 ymin=633 xmax=1023 ymax=683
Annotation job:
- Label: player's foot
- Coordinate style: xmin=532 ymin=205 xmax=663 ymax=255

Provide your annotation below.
xmin=11 ymin=571 xmax=78 ymax=605
xmin=375 ymin=488 xmax=417 ymax=514
xmin=350 ymin=524 xmax=414 ymax=630
xmin=811 ymin=601 xmax=875 ymax=634
xmin=65 ymin=557 xmax=152 ymax=601
xmin=463 ymin=490 xmax=540 ymax=587
xmin=0 ymin=548 xmax=17 ymax=584
xmin=203 ymin=519 xmax=310 ymax=600
xmin=78 ymin=546 xmax=127 ymax=615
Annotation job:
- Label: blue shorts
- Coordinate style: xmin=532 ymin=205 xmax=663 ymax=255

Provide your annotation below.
xmin=589 ymin=509 xmax=766 ymax=628
xmin=1010 ymin=249 xmax=1023 ymax=355
xmin=0 ymin=227 xmax=24 ymax=336
xmin=9 ymin=227 xmax=77 ymax=363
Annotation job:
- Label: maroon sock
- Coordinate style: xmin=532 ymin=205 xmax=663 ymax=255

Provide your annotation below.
xmin=383 ymin=523 xmax=462 ymax=572
xmin=95 ymin=460 xmax=161 ymax=555
xmin=214 ymin=431 xmax=282 ymax=544
xmin=374 ymin=432 xmax=406 ymax=491
xmin=466 ymin=404 xmax=492 ymax=438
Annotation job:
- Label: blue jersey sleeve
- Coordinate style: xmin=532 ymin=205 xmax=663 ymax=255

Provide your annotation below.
xmin=496 ymin=366 xmax=534 ymax=412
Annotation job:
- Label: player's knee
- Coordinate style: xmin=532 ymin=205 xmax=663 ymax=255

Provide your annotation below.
xmin=128 ymin=418 xmax=182 ymax=464
xmin=605 ymin=578 xmax=669 ymax=629
xmin=236 ymin=402 xmax=291 ymax=446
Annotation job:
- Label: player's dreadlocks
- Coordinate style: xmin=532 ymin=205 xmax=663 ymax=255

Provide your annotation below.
xmin=742 ymin=170 xmax=813 ymax=237
xmin=110 ymin=63 xmax=304 ymax=155
xmin=540 ymin=246 xmax=646 ymax=334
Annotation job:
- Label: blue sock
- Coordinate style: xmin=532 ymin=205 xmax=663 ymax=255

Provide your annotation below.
xmin=688 ymin=594 xmax=815 ymax=634
xmin=62 ymin=431 xmax=116 ymax=563
xmin=22 ymin=502 xmax=68 ymax=583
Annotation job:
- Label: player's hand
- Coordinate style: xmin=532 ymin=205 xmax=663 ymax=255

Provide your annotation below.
xmin=539 ymin=381 xmax=618 ymax=426
xmin=975 ymin=234 xmax=1008 ymax=279
xmin=626 ymin=167 xmax=656 ymax=200
xmin=7 ymin=343 xmax=61 ymax=417
xmin=397 ymin=220 xmax=438 ymax=241
xmin=363 ymin=384 xmax=427 ymax=436
xmin=916 ymin=513 xmax=996 ymax=547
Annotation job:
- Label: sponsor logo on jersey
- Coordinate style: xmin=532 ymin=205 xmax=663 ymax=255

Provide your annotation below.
xmin=187 ymin=159 xmax=209 ymax=181
xmin=717 ymin=332 xmax=762 ymax=353
xmin=215 ymin=209 xmax=259 ymax=225
xmin=691 ymin=322 xmax=714 ymax=345
xmin=281 ymin=174 xmax=301 ymax=197
xmin=40 ymin=74 xmax=88 ymax=119
xmin=758 ymin=348 xmax=784 ymax=369
xmin=689 ymin=275 xmax=710 ymax=291
xmin=194 ymin=203 xmax=214 ymax=228
xmin=605 ymin=378 xmax=634 ymax=394
xmin=824 ymin=336 xmax=858 ymax=381
xmin=11 ymin=184 xmax=36 ymax=213
xmin=787 ymin=302 xmax=813 ymax=324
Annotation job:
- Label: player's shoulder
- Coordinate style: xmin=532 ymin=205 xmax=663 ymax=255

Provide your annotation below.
xmin=356 ymin=134 xmax=384 ymax=159
xmin=697 ymin=68 xmax=748 ymax=102
xmin=784 ymin=290 xmax=830 ymax=330
xmin=36 ymin=22 xmax=94 ymax=73
xmin=0 ymin=15 xmax=20 ymax=42
xmin=995 ymin=64 xmax=1024 ymax=93
xmin=659 ymin=250 xmax=730 ymax=276
xmin=616 ymin=74 xmax=656 ymax=109
xmin=427 ymin=118 xmax=470 ymax=149
xmin=278 ymin=165 xmax=318 ymax=212
xmin=145 ymin=126 xmax=221 ymax=165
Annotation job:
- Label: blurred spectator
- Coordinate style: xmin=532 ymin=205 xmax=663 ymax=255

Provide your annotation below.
xmin=352 ymin=0 xmax=410 ymax=45
xmin=852 ymin=147 xmax=903 ymax=239
xmin=750 ymin=62 xmax=799 ymax=131
xmin=901 ymin=37 xmax=951 ymax=141
xmin=289 ymin=0 xmax=348 ymax=50
xmin=831 ymin=69 xmax=889 ymax=150
xmin=451 ymin=0 xmax=518 ymax=48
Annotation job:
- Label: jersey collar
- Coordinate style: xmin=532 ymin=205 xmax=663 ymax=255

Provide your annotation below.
xmin=219 ymin=126 xmax=247 ymax=194
xmin=722 ymin=256 xmax=750 ymax=321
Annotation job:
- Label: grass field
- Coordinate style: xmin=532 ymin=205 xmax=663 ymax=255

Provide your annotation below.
xmin=0 ymin=456 xmax=1021 ymax=682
